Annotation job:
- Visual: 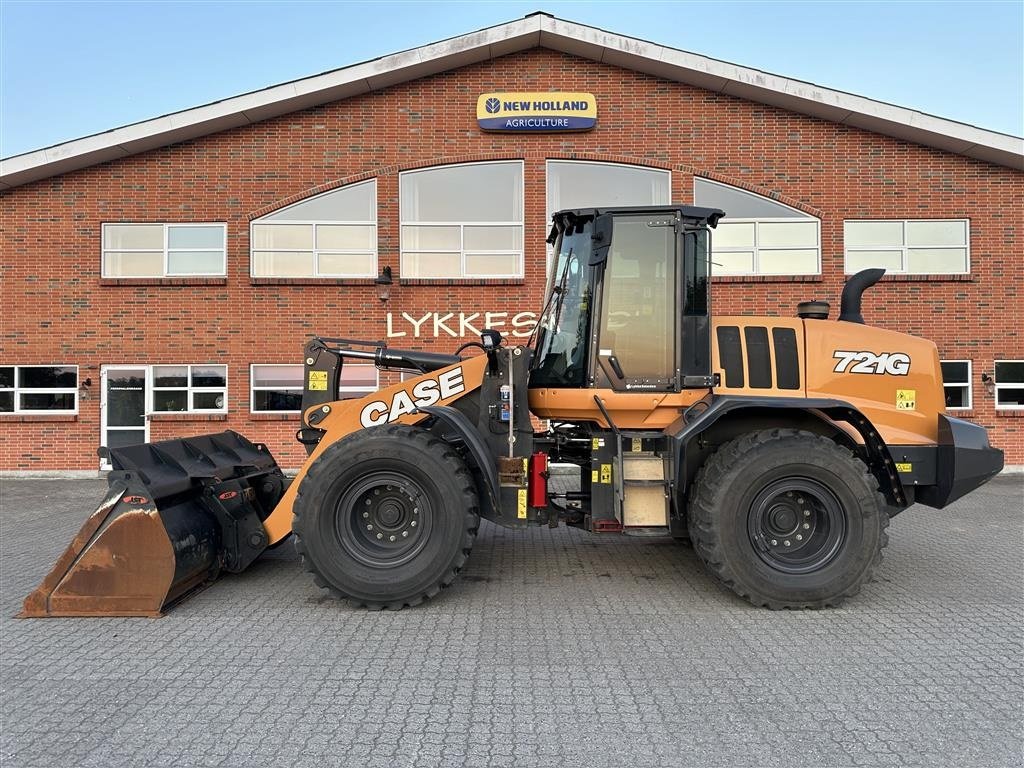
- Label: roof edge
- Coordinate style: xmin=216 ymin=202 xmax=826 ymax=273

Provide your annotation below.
xmin=3 ymin=12 xmax=1022 ymax=189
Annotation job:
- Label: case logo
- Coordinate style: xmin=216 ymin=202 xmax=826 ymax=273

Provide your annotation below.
xmin=359 ymin=367 xmax=466 ymax=427
xmin=832 ymin=350 xmax=911 ymax=376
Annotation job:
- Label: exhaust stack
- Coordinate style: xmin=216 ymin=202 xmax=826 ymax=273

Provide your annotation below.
xmin=839 ymin=268 xmax=886 ymax=324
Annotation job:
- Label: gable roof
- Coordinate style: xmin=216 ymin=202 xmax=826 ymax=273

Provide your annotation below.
xmin=2 ymin=11 xmax=1022 ymax=190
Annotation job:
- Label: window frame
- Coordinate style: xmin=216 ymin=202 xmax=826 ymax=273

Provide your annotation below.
xmin=843 ymin=219 xmax=971 ymax=275
xmin=940 ymin=359 xmax=972 ymax=411
xmin=0 ymin=365 xmax=79 ymax=414
xmin=994 ymin=359 xmax=1024 ymax=411
xmin=710 ymin=217 xmax=822 ymax=276
xmin=693 ymin=178 xmax=821 ymax=277
xmin=249 ymin=363 xmax=379 ymax=414
xmin=149 ymin=364 xmax=228 ymax=415
xmin=249 ymin=180 xmax=378 ymax=279
xmin=101 ymin=223 xmax=227 ymax=278
xmin=399 ymin=160 xmax=525 ymax=279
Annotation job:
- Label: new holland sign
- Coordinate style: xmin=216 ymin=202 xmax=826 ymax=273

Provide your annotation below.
xmin=477 ymin=92 xmax=597 ymax=132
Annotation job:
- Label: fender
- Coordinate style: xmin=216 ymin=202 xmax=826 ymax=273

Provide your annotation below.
xmin=415 ymin=405 xmax=501 ymax=516
xmin=667 ymin=394 xmax=906 ymax=507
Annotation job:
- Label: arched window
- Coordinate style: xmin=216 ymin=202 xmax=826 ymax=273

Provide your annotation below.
xmin=694 ymin=178 xmax=820 ymax=276
xmin=250 ymin=180 xmax=377 ymax=278
xmin=546 ymin=160 xmax=671 ymax=217
xmin=400 ymin=161 xmax=524 ymax=279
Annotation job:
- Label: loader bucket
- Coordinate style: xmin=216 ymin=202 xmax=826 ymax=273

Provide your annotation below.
xmin=21 ymin=431 xmax=288 ymax=618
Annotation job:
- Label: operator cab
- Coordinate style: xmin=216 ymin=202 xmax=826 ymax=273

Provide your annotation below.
xmin=530 ymin=206 xmax=723 ymax=392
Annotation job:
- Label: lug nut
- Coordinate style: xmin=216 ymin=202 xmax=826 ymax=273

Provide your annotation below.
xmin=771 ymin=539 xmax=778 ymax=546
xmin=366 ymin=524 xmax=373 ymax=530
xmin=411 ymin=521 xmax=417 ymax=527
xmin=376 ymin=533 xmax=383 ymax=540
xmin=363 ymin=511 xmax=369 ymax=518
xmin=803 ymin=522 xmax=810 ymax=530
xmin=389 ymin=535 xmax=396 ymax=542
xmin=796 ymin=534 xmax=803 ymax=541
xmin=784 ymin=540 xmax=791 ymax=547
xmin=402 ymin=531 xmax=409 ymax=538
xmin=803 ymin=510 xmax=810 ymax=517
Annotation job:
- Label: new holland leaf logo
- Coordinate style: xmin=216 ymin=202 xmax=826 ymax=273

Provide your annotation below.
xmin=476 ymin=91 xmax=597 ymax=132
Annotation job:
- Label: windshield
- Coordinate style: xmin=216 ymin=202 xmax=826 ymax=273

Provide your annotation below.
xmin=530 ymin=219 xmax=594 ymax=387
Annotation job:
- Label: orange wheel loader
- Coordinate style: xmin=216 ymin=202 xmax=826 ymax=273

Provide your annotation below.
xmin=22 ymin=206 xmax=1004 ymax=616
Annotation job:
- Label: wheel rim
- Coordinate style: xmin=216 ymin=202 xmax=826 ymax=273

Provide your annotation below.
xmin=747 ymin=477 xmax=847 ymax=574
xmin=335 ymin=471 xmax=432 ymax=568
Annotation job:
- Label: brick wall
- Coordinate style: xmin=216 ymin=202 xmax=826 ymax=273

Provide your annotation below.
xmin=2 ymin=49 xmax=1021 ymax=469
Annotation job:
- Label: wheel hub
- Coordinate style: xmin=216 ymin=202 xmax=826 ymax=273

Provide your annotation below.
xmin=337 ymin=474 xmax=430 ymax=568
xmin=748 ymin=479 xmax=846 ymax=574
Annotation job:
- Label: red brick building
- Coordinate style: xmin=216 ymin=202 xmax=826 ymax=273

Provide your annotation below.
xmin=2 ymin=13 xmax=1022 ymax=473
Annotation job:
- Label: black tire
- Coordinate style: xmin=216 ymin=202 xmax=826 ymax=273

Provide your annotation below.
xmin=688 ymin=429 xmax=889 ymax=609
xmin=292 ymin=424 xmax=479 ymax=610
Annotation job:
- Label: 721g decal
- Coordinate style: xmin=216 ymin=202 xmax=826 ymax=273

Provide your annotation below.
xmin=832 ymin=350 xmax=911 ymax=375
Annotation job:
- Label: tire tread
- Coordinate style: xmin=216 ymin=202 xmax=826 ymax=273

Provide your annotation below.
xmin=292 ymin=424 xmax=480 ymax=610
xmin=687 ymin=428 xmax=890 ymax=609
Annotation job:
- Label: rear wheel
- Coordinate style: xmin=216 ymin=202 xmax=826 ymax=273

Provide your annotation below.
xmin=688 ymin=429 xmax=889 ymax=609
xmin=293 ymin=424 xmax=479 ymax=610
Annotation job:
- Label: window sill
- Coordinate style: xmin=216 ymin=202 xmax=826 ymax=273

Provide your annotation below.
xmin=946 ymin=409 xmax=974 ymax=418
xmin=399 ymin=278 xmax=526 ymax=287
xmin=876 ymin=274 xmax=973 ymax=283
xmin=250 ymin=277 xmax=377 ymax=286
xmin=710 ymin=275 xmax=822 ymax=284
xmin=995 ymin=409 xmax=1024 ymax=418
xmin=250 ymin=413 xmax=301 ymax=421
xmin=148 ymin=413 xmax=227 ymax=422
xmin=100 ymin=277 xmax=228 ymax=287
xmin=0 ymin=414 xmax=77 ymax=422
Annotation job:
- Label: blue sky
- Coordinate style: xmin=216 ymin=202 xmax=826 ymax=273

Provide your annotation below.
xmin=1 ymin=0 xmax=1022 ymax=158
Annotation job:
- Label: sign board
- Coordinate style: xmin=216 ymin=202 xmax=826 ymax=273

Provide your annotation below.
xmin=477 ymin=92 xmax=597 ymax=132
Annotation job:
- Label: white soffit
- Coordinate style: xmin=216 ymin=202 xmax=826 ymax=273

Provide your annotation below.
xmin=2 ymin=12 xmax=1021 ymax=190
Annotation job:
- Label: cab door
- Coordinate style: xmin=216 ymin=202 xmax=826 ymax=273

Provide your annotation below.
xmin=593 ymin=213 xmax=678 ymax=391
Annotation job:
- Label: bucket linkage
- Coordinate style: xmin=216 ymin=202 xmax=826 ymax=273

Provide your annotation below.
xmin=21 ymin=431 xmax=288 ymax=618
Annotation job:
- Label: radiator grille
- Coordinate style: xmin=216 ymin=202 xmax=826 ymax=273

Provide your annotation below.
xmin=716 ymin=324 xmax=801 ymax=391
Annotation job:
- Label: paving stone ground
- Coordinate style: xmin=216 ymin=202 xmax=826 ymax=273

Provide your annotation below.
xmin=1 ymin=475 xmax=1022 ymax=768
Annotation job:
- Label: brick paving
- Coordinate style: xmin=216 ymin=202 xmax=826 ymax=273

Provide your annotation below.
xmin=1 ymin=475 xmax=1022 ymax=767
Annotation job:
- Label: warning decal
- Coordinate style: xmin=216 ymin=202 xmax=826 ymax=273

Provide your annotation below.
xmin=308 ymin=371 xmax=328 ymax=391
xmin=896 ymin=389 xmax=916 ymax=410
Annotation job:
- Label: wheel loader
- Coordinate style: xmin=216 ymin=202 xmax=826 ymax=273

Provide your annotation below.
xmin=22 ymin=205 xmax=1004 ymax=617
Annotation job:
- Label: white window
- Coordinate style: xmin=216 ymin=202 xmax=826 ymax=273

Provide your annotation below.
xmin=694 ymin=179 xmax=820 ymax=276
xmin=844 ymin=220 xmax=969 ymax=274
xmin=0 ymin=365 xmax=78 ymax=413
xmin=940 ymin=360 xmax=972 ymax=410
xmin=994 ymin=360 xmax=1024 ymax=410
xmin=250 ymin=364 xmax=379 ymax=413
xmin=102 ymin=224 xmax=226 ymax=277
xmin=151 ymin=365 xmax=227 ymax=413
xmin=400 ymin=162 xmax=524 ymax=278
xmin=546 ymin=161 xmax=671 ymax=216
xmin=251 ymin=180 xmax=377 ymax=278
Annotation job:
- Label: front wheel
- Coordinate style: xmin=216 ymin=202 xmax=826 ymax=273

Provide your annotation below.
xmin=292 ymin=424 xmax=480 ymax=610
xmin=688 ymin=429 xmax=889 ymax=609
